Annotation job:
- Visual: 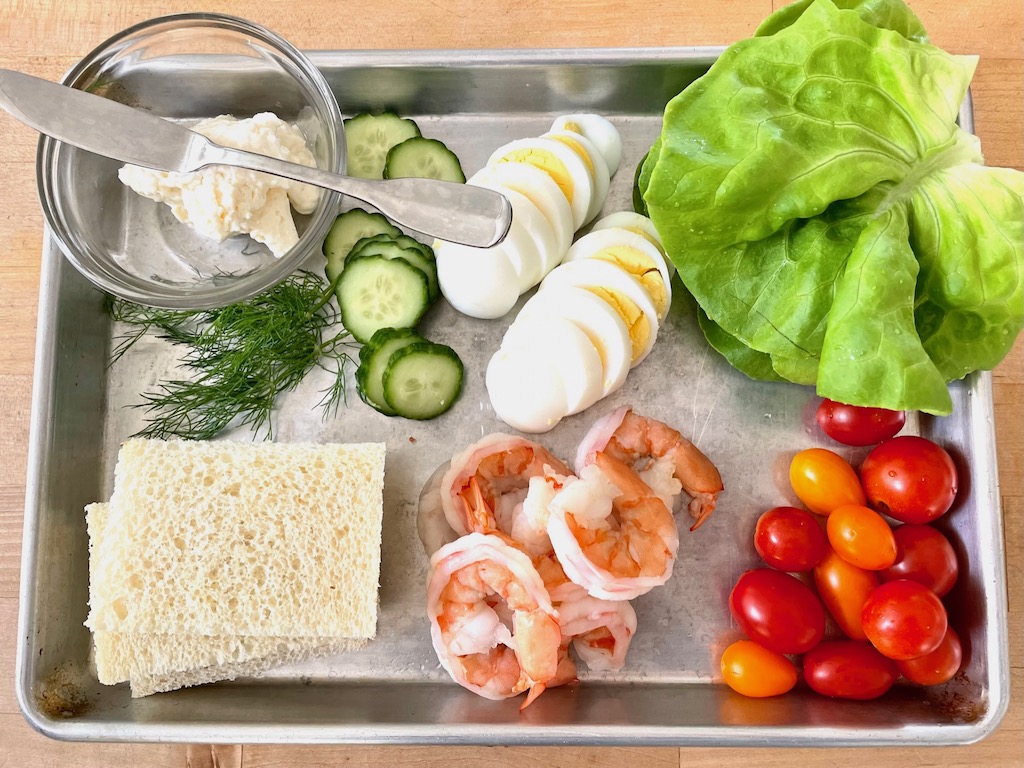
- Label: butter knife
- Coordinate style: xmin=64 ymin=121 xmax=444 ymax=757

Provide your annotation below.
xmin=0 ymin=68 xmax=511 ymax=248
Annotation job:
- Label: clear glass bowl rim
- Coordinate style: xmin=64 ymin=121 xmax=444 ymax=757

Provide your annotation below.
xmin=36 ymin=12 xmax=344 ymax=310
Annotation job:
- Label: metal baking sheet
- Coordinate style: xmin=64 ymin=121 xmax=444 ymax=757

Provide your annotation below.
xmin=16 ymin=48 xmax=1009 ymax=745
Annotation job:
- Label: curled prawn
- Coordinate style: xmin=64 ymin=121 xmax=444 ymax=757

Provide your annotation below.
xmin=575 ymin=406 xmax=723 ymax=530
xmin=427 ymin=532 xmax=562 ymax=708
xmin=547 ymin=451 xmax=679 ymax=601
xmin=440 ymin=434 xmax=571 ymax=539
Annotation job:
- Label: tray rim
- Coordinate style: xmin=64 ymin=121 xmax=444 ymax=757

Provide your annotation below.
xmin=15 ymin=45 xmax=1010 ymax=746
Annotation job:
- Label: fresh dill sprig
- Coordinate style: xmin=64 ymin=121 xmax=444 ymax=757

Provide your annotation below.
xmin=106 ymin=271 xmax=355 ymax=440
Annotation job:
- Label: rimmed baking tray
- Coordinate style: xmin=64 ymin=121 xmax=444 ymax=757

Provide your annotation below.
xmin=16 ymin=47 xmax=1009 ymax=745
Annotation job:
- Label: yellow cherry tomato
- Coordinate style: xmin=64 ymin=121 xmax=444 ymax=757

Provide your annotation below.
xmin=720 ymin=640 xmax=798 ymax=698
xmin=789 ymin=448 xmax=866 ymax=515
xmin=826 ymin=504 xmax=897 ymax=570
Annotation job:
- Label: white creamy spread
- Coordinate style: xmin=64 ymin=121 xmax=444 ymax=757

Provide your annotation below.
xmin=118 ymin=112 xmax=320 ymax=257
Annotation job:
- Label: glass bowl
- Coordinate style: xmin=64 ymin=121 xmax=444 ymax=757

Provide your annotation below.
xmin=36 ymin=13 xmax=344 ymax=309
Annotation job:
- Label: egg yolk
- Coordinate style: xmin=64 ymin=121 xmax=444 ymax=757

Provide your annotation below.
xmin=498 ymin=149 xmax=573 ymax=204
xmin=586 ymin=286 xmax=650 ymax=364
xmin=590 ymin=246 xmax=669 ymax=318
xmin=547 ymin=134 xmax=595 ymax=177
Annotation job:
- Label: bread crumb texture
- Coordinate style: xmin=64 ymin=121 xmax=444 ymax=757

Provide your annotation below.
xmin=87 ymin=440 xmax=386 ymax=640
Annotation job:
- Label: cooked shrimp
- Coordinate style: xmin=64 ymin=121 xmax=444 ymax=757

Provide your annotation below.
xmin=418 ymin=460 xmax=461 ymax=558
xmin=427 ymin=532 xmax=562 ymax=708
xmin=557 ymin=594 xmax=637 ymax=672
xmin=441 ymin=434 xmax=571 ymax=539
xmin=575 ymin=406 xmax=723 ymax=530
xmin=547 ymin=451 xmax=679 ymax=601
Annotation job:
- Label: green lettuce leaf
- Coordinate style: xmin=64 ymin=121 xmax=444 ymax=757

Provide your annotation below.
xmin=818 ymin=202 xmax=952 ymax=413
xmin=755 ymin=0 xmax=928 ymax=42
xmin=910 ymin=161 xmax=1024 ymax=381
xmin=643 ymin=0 xmax=1023 ymax=415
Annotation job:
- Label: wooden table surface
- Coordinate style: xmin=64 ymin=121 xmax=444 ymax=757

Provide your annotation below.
xmin=0 ymin=0 xmax=1020 ymax=765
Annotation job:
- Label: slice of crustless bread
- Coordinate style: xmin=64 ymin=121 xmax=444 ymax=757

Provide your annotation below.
xmin=87 ymin=503 xmax=366 ymax=697
xmin=87 ymin=440 xmax=386 ymax=638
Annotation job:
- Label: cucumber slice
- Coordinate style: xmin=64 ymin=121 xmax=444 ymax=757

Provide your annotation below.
xmin=336 ymin=255 xmax=430 ymax=344
xmin=344 ymin=113 xmax=421 ymax=180
xmin=351 ymin=238 xmax=439 ymax=303
xmin=355 ymin=327 xmax=425 ymax=415
xmin=324 ymin=209 xmax=401 ymax=282
xmin=384 ymin=137 xmax=466 ymax=183
xmin=382 ymin=341 xmax=464 ymax=420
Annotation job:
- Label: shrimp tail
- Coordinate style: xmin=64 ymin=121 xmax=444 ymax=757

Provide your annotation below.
xmin=520 ymin=682 xmax=547 ymax=710
xmin=670 ymin=440 xmax=724 ymax=531
xmin=459 ymin=476 xmax=497 ymax=533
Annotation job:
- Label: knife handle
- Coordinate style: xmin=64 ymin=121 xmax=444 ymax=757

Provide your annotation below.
xmin=200 ymin=143 xmax=512 ymax=249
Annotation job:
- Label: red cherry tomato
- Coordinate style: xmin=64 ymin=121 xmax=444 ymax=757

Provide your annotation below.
xmin=813 ymin=548 xmax=879 ymax=641
xmin=896 ymin=626 xmax=963 ymax=685
xmin=729 ymin=569 xmax=826 ymax=655
xmin=862 ymin=580 xmax=948 ymax=660
xmin=826 ymin=504 xmax=897 ymax=570
xmin=816 ymin=399 xmax=906 ymax=447
xmin=754 ymin=506 xmax=829 ymax=571
xmin=860 ymin=437 xmax=958 ymax=524
xmin=803 ymin=640 xmax=899 ymax=700
xmin=789 ymin=448 xmax=866 ymax=516
xmin=880 ymin=524 xmax=959 ymax=597
xmin=720 ymin=640 xmax=798 ymax=698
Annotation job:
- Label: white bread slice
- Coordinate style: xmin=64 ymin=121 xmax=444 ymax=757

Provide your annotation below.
xmin=87 ymin=503 xmax=365 ymax=696
xmin=86 ymin=439 xmax=386 ymax=638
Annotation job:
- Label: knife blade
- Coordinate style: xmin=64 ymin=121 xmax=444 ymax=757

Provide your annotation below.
xmin=0 ymin=68 xmax=512 ymax=248
xmin=0 ymin=68 xmax=207 ymax=173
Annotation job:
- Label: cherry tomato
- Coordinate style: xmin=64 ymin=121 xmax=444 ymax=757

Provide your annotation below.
xmin=826 ymin=504 xmax=897 ymax=570
xmin=860 ymin=436 xmax=958 ymax=524
xmin=862 ymin=579 xmax=948 ymax=660
xmin=816 ymin=399 xmax=906 ymax=447
xmin=813 ymin=548 xmax=879 ymax=641
xmin=720 ymin=640 xmax=798 ymax=698
xmin=789 ymin=448 xmax=866 ymax=516
xmin=803 ymin=640 xmax=899 ymax=700
xmin=754 ymin=506 xmax=829 ymax=571
xmin=729 ymin=569 xmax=826 ymax=655
xmin=880 ymin=524 xmax=959 ymax=597
xmin=897 ymin=626 xmax=963 ymax=686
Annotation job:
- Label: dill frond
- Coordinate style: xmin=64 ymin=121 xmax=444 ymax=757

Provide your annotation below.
xmin=106 ymin=271 xmax=355 ymax=440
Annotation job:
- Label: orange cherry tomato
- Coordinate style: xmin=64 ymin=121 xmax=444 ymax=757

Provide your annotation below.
xmin=896 ymin=626 xmax=963 ymax=685
xmin=720 ymin=640 xmax=798 ymax=698
xmin=826 ymin=504 xmax=898 ymax=570
xmin=813 ymin=548 xmax=879 ymax=641
xmin=789 ymin=448 xmax=866 ymax=516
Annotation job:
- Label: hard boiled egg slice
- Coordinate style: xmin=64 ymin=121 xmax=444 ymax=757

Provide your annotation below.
xmin=543 ymin=130 xmax=610 ymax=226
xmin=563 ymin=228 xmax=673 ymax=321
xmin=488 ymin=137 xmax=593 ymax=232
xmin=467 ymin=173 xmax=555 ymax=290
xmin=590 ymin=211 xmax=671 ymax=272
xmin=472 ymin=162 xmax=573 ymax=264
xmin=551 ymin=114 xmax=623 ymax=176
xmin=434 ymin=239 xmax=520 ymax=319
xmin=487 ymin=342 xmax=568 ymax=433
xmin=517 ymin=285 xmax=632 ymax=398
xmin=502 ymin=313 xmax=604 ymax=416
xmin=540 ymin=259 xmax=660 ymax=367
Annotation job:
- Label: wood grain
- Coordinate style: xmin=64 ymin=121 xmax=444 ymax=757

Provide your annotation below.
xmin=0 ymin=0 xmax=1021 ymax=766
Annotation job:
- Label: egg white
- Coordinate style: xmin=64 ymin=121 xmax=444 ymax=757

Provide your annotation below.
xmin=517 ymin=285 xmax=632 ymax=398
xmin=472 ymin=162 xmax=573 ymax=265
xmin=540 ymin=258 xmax=660 ymax=367
xmin=550 ymin=114 xmax=623 ymax=176
xmin=434 ymin=239 xmax=520 ymax=319
xmin=502 ymin=312 xmax=604 ymax=417
xmin=487 ymin=137 xmax=594 ymax=232
xmin=563 ymin=227 xmax=674 ymax=320
xmin=486 ymin=342 xmax=569 ymax=434
xmin=543 ymin=130 xmax=610 ymax=226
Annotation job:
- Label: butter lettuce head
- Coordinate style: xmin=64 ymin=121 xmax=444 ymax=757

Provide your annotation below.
xmin=642 ymin=0 xmax=1024 ymax=415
